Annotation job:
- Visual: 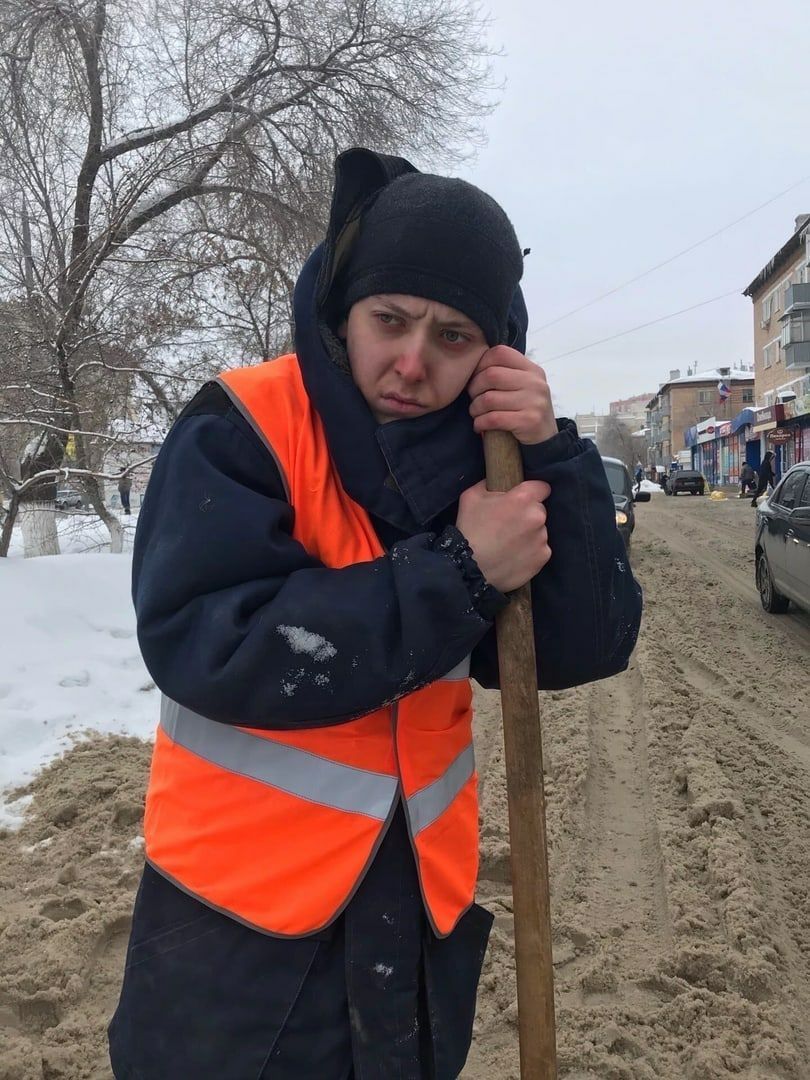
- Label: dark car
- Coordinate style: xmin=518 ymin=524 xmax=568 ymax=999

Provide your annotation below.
xmin=665 ymin=470 xmax=706 ymax=496
xmin=755 ymin=461 xmax=810 ymax=615
xmin=601 ymin=456 xmax=650 ymax=551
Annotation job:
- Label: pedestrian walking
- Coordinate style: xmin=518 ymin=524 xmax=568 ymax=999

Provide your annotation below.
xmin=108 ymin=147 xmax=643 ymax=1080
xmin=634 ymin=460 xmax=644 ymax=493
xmin=751 ymin=451 xmax=776 ymax=506
xmin=739 ymin=462 xmax=757 ymax=497
xmin=117 ymin=470 xmax=132 ymax=515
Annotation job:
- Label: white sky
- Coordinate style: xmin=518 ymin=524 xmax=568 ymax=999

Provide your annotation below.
xmin=454 ymin=0 xmax=809 ymax=417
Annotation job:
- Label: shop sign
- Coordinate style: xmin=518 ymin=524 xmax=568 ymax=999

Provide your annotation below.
xmin=717 ymin=422 xmax=732 ymax=438
xmin=768 ymin=428 xmax=793 ymax=445
xmin=697 ymin=418 xmax=717 ymax=445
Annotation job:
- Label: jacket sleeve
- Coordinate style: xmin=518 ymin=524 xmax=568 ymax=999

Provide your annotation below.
xmin=470 ymin=424 xmax=643 ymax=690
xmin=133 ymin=394 xmax=496 ymax=729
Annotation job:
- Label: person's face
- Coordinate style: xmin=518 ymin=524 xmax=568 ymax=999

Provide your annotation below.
xmin=341 ymin=294 xmax=488 ymax=423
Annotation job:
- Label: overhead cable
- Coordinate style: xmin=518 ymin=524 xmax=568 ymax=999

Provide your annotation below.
xmin=543 ymin=289 xmax=742 ymax=361
xmin=536 ymin=174 xmax=810 ymax=331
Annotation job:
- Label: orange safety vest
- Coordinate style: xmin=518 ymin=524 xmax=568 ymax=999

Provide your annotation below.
xmin=144 ymin=354 xmax=479 ymax=938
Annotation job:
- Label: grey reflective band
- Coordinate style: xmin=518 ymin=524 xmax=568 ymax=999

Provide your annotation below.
xmin=407 ymin=743 xmax=475 ymax=837
xmin=161 ymin=697 xmax=399 ymax=821
xmin=440 ymin=654 xmax=471 ymax=682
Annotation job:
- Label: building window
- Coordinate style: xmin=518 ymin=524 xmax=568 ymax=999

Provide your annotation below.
xmin=763 ymin=341 xmax=779 ymax=368
xmin=781 ymin=313 xmax=810 ymax=346
xmin=742 ymin=389 xmax=754 ymax=403
xmin=697 ymin=390 xmax=713 ymax=404
xmin=762 ymin=296 xmax=773 ymax=323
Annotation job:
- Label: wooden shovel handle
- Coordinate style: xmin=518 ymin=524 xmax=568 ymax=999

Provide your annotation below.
xmin=483 ymin=429 xmax=558 ymax=1080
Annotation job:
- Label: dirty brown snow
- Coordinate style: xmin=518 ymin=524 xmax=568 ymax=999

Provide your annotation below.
xmin=1 ymin=495 xmax=808 ymax=1078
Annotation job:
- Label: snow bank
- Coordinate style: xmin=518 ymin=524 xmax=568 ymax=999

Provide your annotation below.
xmin=0 ymin=553 xmax=155 ymax=826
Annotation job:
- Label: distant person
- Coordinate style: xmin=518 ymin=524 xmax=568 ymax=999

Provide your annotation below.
xmin=739 ymin=462 xmax=757 ymax=497
xmin=750 ymin=451 xmax=775 ymax=507
xmin=659 ymin=471 xmax=668 ymax=489
xmin=634 ymin=461 xmax=644 ymax=493
xmin=117 ymin=470 xmax=132 ymax=515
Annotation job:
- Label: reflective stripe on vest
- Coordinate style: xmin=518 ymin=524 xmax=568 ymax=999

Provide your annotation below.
xmin=161 ymin=697 xmax=399 ymax=821
xmin=406 ymin=742 xmax=475 ymax=836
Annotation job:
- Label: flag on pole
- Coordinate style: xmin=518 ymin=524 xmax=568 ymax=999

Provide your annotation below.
xmin=717 ymin=380 xmax=731 ymax=402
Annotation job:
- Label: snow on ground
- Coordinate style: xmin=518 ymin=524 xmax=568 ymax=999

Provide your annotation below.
xmin=0 ymin=544 xmax=155 ymax=827
xmin=639 ymin=478 xmax=664 ymax=493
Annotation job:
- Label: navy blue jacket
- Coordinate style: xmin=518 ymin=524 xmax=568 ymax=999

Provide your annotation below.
xmin=132 ymin=249 xmax=641 ymax=725
xmin=114 ymin=151 xmax=642 ymax=1080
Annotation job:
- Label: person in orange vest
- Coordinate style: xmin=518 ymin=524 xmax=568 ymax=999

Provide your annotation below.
xmin=109 ymin=148 xmax=642 ymax=1079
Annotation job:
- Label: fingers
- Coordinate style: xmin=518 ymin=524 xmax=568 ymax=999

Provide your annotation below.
xmin=475 ymin=345 xmax=544 ymax=376
xmin=467 ymin=365 xmax=532 ymax=399
xmin=461 ymin=479 xmax=550 ymax=503
xmin=468 ymin=387 xmax=537 ymax=418
xmin=469 ymin=350 xmax=556 ymax=444
xmin=520 ymin=480 xmax=551 ymax=503
xmin=472 ymin=405 xmax=545 ymax=441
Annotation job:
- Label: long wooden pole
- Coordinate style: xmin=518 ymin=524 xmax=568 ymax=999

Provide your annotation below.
xmin=483 ymin=428 xmax=557 ymax=1080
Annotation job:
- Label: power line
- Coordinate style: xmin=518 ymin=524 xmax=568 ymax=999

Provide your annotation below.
xmin=536 ymin=173 xmax=810 ymax=332
xmin=544 ymin=288 xmax=742 ymax=361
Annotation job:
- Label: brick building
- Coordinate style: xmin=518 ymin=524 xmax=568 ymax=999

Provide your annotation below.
xmin=743 ymin=214 xmax=810 ymax=467
xmin=646 ymin=367 xmax=754 ymax=467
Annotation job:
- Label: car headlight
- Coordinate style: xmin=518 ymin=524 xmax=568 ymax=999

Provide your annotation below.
xmin=615 ymin=510 xmax=628 ymax=526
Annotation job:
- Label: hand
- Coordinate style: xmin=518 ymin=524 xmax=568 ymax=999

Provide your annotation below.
xmin=467 ymin=346 xmax=557 ymax=445
xmin=456 ymin=479 xmax=552 ymax=593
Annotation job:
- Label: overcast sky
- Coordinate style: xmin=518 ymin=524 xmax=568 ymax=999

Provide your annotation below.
xmin=450 ymin=0 xmax=809 ymax=417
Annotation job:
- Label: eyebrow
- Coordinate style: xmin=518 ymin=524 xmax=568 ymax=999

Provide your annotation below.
xmin=373 ymin=297 xmax=478 ymax=333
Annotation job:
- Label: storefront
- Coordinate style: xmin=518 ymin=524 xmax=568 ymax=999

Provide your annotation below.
xmin=729 ymin=408 xmax=760 ymax=475
xmin=717 ymin=420 xmax=734 ymax=483
xmin=694 ymin=418 xmax=719 ymax=485
xmin=780 ymin=373 xmax=810 ymax=467
xmin=751 ymin=404 xmax=787 ymax=479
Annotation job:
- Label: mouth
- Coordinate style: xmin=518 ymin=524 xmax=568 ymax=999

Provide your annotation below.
xmin=380 ymin=393 xmax=427 ymax=413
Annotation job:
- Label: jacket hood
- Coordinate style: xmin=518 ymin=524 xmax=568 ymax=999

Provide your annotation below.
xmin=292 ymin=148 xmax=529 ymax=533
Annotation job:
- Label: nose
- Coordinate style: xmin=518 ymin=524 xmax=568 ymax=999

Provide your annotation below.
xmin=393 ymin=339 xmax=429 ymax=383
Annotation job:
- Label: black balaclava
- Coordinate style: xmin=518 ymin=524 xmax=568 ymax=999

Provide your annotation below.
xmin=337 ymin=172 xmax=524 ymax=347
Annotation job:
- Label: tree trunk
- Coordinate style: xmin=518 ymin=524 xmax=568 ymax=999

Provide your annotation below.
xmin=82 ymin=474 xmax=124 ymax=554
xmin=0 ymin=492 xmax=20 ymax=557
xmin=107 ymin=511 xmax=124 ymax=554
xmin=20 ymin=500 xmax=61 ymax=557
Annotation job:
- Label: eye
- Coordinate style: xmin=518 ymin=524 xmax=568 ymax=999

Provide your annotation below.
xmin=375 ymin=312 xmax=401 ymax=327
xmin=441 ymin=329 xmax=468 ymax=345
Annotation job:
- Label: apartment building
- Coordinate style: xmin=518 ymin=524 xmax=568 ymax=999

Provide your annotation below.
xmin=646 ymin=367 xmax=754 ymax=466
xmin=609 ymin=393 xmax=654 ymax=428
xmin=743 ymin=214 xmax=810 ymax=467
xmin=743 ymin=214 xmax=810 ymax=404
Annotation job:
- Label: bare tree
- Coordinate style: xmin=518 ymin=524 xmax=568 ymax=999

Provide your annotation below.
xmin=597 ymin=414 xmax=640 ymax=471
xmin=0 ymin=0 xmax=493 ymax=554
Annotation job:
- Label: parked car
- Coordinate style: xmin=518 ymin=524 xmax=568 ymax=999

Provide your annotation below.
xmin=665 ymin=470 xmax=705 ymax=496
xmin=755 ymin=461 xmax=810 ymax=615
xmin=55 ymin=487 xmax=85 ymax=511
xmin=600 ymin=456 xmax=650 ymax=551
